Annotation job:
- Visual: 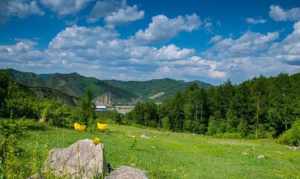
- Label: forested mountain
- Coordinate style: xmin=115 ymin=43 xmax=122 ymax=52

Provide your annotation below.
xmin=127 ymin=73 xmax=300 ymax=138
xmin=0 ymin=71 xmax=75 ymax=120
xmin=1 ymin=69 xmax=210 ymax=104
xmin=105 ymin=78 xmax=210 ymax=101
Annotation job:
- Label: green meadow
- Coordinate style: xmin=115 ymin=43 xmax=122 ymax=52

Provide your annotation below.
xmin=19 ymin=124 xmax=300 ymax=179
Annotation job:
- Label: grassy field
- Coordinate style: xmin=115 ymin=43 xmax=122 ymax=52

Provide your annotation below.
xmin=19 ymin=124 xmax=300 ymax=179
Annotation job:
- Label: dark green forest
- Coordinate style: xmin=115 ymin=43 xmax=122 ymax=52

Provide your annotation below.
xmin=126 ymin=73 xmax=300 ymax=139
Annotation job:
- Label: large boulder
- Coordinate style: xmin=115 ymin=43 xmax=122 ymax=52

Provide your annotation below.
xmin=105 ymin=166 xmax=148 ymax=179
xmin=45 ymin=139 xmax=105 ymax=179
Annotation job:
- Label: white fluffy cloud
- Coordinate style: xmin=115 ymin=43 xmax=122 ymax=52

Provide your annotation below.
xmin=88 ymin=0 xmax=126 ymax=22
xmin=246 ymin=17 xmax=266 ymax=24
xmin=0 ymin=40 xmax=45 ymax=66
xmin=270 ymin=21 xmax=300 ymax=65
xmin=104 ymin=5 xmax=144 ymax=26
xmin=3 ymin=22 xmax=300 ymax=83
xmin=0 ymin=23 xmax=226 ymax=81
xmin=269 ymin=5 xmax=300 ymax=21
xmin=133 ymin=14 xmax=201 ymax=44
xmin=155 ymin=45 xmax=195 ymax=61
xmin=49 ymin=25 xmax=119 ymax=49
xmin=41 ymin=0 xmax=92 ymax=16
xmin=206 ymin=32 xmax=279 ymax=58
xmin=202 ymin=22 xmax=300 ymax=82
xmin=0 ymin=0 xmax=44 ymax=21
xmin=3 ymin=9 xmax=300 ymax=83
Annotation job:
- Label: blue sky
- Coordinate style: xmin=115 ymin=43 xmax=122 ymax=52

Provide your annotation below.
xmin=1 ymin=0 xmax=300 ymax=84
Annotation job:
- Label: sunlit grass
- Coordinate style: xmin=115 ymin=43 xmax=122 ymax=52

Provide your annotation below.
xmin=19 ymin=124 xmax=300 ymax=179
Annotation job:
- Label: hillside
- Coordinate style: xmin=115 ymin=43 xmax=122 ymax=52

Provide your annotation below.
xmin=105 ymin=78 xmax=211 ymax=101
xmin=1 ymin=69 xmax=211 ymax=104
xmin=0 ymin=70 xmax=79 ymax=106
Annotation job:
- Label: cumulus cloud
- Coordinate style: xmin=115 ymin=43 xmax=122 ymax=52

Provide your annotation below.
xmin=49 ymin=25 xmax=119 ymax=49
xmin=41 ymin=0 xmax=92 ymax=16
xmin=246 ymin=17 xmax=266 ymax=24
xmin=206 ymin=31 xmax=279 ymax=58
xmin=202 ymin=24 xmax=300 ymax=83
xmin=0 ymin=0 xmax=44 ymax=22
xmin=88 ymin=0 xmax=126 ymax=22
xmin=269 ymin=5 xmax=300 ymax=21
xmin=104 ymin=5 xmax=144 ymax=26
xmin=3 ymin=16 xmax=300 ymax=83
xmin=0 ymin=40 xmax=45 ymax=66
xmin=133 ymin=14 xmax=201 ymax=44
xmin=154 ymin=45 xmax=195 ymax=61
xmin=269 ymin=21 xmax=300 ymax=65
xmin=0 ymin=24 xmax=226 ymax=82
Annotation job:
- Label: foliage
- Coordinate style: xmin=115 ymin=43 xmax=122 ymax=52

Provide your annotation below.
xmin=0 ymin=120 xmax=26 ymax=178
xmin=126 ymin=101 xmax=160 ymax=128
xmin=79 ymin=89 xmax=96 ymax=125
xmin=278 ymin=120 xmax=300 ymax=146
xmin=126 ymin=73 xmax=300 ymax=138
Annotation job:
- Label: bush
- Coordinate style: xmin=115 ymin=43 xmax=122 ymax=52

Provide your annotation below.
xmin=161 ymin=117 xmax=170 ymax=130
xmin=278 ymin=120 xmax=300 ymax=146
xmin=207 ymin=118 xmax=226 ymax=135
xmin=0 ymin=119 xmax=26 ymax=178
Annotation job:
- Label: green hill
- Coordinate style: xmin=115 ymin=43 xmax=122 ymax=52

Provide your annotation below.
xmin=105 ymin=78 xmax=211 ymax=101
xmin=1 ymin=69 xmax=211 ymax=104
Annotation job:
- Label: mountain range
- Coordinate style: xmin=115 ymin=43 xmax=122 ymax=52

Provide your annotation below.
xmin=1 ymin=69 xmax=211 ymax=105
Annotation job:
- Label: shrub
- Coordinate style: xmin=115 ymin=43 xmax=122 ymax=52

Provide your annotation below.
xmin=278 ymin=120 xmax=300 ymax=146
xmin=207 ymin=119 xmax=218 ymax=135
xmin=237 ymin=119 xmax=249 ymax=137
xmin=161 ymin=117 xmax=170 ymax=130
xmin=207 ymin=118 xmax=226 ymax=135
xmin=0 ymin=120 xmax=26 ymax=178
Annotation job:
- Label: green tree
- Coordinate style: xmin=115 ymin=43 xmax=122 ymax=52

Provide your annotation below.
xmin=79 ymin=89 xmax=95 ymax=125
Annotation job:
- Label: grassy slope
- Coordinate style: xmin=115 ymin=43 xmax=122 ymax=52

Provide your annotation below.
xmin=20 ymin=124 xmax=300 ymax=179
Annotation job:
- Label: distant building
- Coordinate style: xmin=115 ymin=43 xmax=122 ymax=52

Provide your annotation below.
xmin=95 ymin=105 xmax=107 ymax=112
xmin=94 ymin=92 xmax=112 ymax=112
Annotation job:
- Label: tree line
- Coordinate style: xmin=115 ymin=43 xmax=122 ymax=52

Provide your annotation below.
xmin=126 ymin=73 xmax=300 ymax=138
xmin=0 ymin=71 xmax=97 ymax=128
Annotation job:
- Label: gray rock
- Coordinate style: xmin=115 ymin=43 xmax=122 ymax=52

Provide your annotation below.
xmin=45 ymin=139 xmax=105 ymax=179
xmin=106 ymin=166 xmax=148 ymax=179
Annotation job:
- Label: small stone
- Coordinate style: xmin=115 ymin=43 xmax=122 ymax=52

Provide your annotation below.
xmin=105 ymin=166 xmax=148 ymax=179
xmin=257 ymin=154 xmax=265 ymax=159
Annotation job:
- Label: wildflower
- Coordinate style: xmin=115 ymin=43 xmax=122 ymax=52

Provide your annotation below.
xmin=92 ymin=137 xmax=101 ymax=145
xmin=97 ymin=122 xmax=108 ymax=131
xmin=73 ymin=122 xmax=86 ymax=132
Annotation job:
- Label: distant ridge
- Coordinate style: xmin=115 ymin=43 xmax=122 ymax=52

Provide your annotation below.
xmin=1 ymin=68 xmax=211 ymax=104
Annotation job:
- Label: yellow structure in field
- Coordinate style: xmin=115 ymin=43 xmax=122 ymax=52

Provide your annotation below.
xmin=97 ymin=122 xmax=108 ymax=131
xmin=73 ymin=122 xmax=86 ymax=132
